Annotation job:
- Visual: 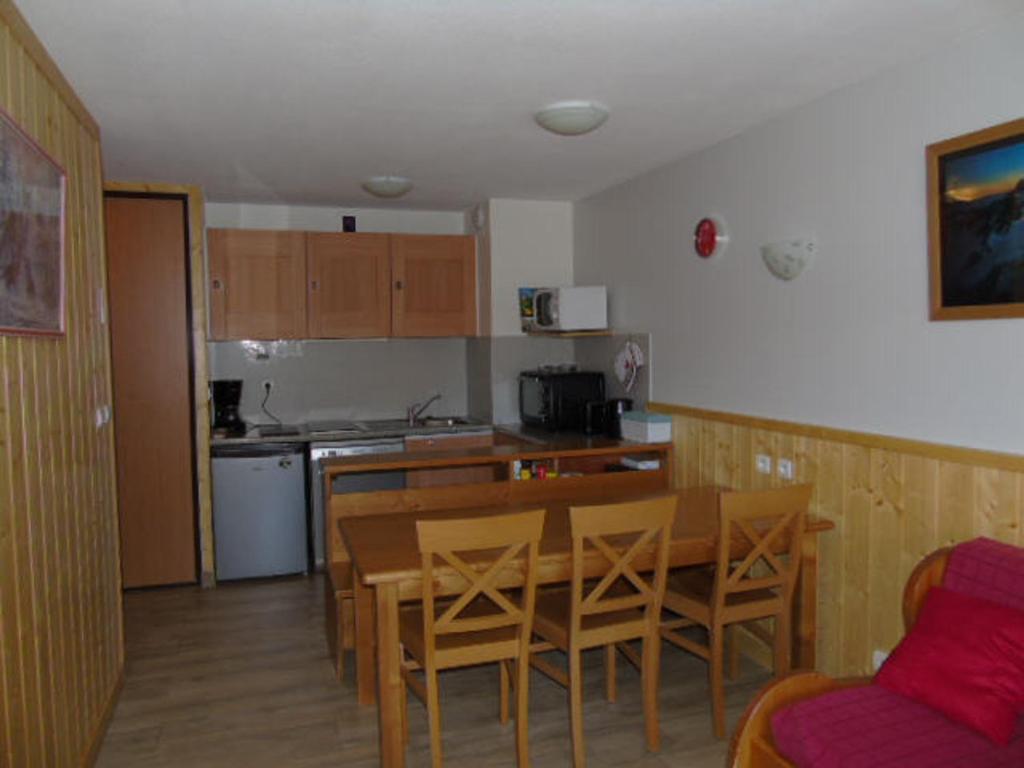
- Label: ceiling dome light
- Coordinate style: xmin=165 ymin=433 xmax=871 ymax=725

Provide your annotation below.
xmin=534 ymin=100 xmax=609 ymax=136
xmin=362 ymin=175 xmax=413 ymax=198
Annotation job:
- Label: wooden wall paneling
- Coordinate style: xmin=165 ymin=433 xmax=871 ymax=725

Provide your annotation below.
xmin=936 ymin=462 xmax=974 ymax=547
xmin=973 ymin=466 xmax=1019 ymax=544
xmin=0 ymin=2 xmax=123 ymax=764
xmin=868 ymin=450 xmax=904 ymax=661
xmin=655 ymin=401 xmax=1024 ymax=677
xmin=813 ymin=440 xmax=845 ymax=678
xmin=899 ymin=455 xmax=935 ymax=580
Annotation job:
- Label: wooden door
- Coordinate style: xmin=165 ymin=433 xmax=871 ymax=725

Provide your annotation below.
xmin=105 ymin=195 xmax=197 ymax=587
xmin=307 ymin=233 xmax=391 ymax=337
xmin=207 ymin=228 xmax=307 ymax=339
xmin=391 ymin=235 xmax=476 ymax=337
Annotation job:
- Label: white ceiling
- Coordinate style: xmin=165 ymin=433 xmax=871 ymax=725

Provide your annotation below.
xmin=16 ymin=0 xmax=1021 ymax=210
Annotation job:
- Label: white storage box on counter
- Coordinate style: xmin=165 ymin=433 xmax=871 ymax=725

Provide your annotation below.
xmin=621 ymin=411 xmax=672 ymax=443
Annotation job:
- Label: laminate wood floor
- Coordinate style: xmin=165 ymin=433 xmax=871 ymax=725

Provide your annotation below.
xmin=98 ymin=576 xmax=769 ymax=767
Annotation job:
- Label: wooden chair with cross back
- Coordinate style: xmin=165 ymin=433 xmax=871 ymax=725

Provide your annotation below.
xmin=399 ymin=508 xmax=546 ymax=768
xmin=528 ymin=495 xmax=677 ymax=768
xmin=660 ymin=483 xmax=812 ymax=739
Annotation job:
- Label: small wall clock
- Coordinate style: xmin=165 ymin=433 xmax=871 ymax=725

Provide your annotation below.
xmin=694 ymin=215 xmax=728 ymax=259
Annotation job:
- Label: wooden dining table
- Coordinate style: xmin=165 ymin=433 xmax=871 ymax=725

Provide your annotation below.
xmin=338 ymin=485 xmax=834 ymax=768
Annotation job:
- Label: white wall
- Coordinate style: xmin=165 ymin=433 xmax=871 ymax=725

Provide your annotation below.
xmin=206 ymin=202 xmax=466 ymax=234
xmin=574 ymin=12 xmax=1024 ymax=455
xmin=485 ymin=199 xmax=574 ymax=336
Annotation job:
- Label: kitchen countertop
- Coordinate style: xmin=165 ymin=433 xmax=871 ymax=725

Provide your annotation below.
xmin=210 ymin=417 xmax=494 ymax=447
xmin=321 ymin=432 xmax=671 ymax=472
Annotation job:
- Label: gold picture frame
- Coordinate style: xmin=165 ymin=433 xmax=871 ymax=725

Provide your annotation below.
xmin=927 ymin=117 xmax=1024 ymax=321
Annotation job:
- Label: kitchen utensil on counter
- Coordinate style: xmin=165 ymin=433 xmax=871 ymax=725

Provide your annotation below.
xmin=211 ymin=379 xmax=245 ymax=436
xmin=605 ymin=397 xmax=634 ymax=439
xmin=584 ymin=400 xmax=606 ymax=435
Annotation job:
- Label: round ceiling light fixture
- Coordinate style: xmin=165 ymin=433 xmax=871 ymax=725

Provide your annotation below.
xmin=362 ymin=175 xmax=413 ymax=199
xmin=534 ymin=100 xmax=609 ymax=136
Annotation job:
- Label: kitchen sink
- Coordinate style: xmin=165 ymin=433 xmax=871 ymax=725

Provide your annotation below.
xmin=418 ymin=417 xmax=473 ymax=427
xmin=357 ymin=416 xmax=479 ymax=432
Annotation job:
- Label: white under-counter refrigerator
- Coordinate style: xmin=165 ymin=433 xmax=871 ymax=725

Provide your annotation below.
xmin=211 ymin=442 xmax=307 ymax=581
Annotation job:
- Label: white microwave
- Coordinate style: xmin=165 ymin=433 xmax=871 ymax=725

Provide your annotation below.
xmin=520 ymin=286 xmax=607 ymax=332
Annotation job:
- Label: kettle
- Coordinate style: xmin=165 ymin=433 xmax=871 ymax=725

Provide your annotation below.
xmin=605 ymin=398 xmax=633 ymax=439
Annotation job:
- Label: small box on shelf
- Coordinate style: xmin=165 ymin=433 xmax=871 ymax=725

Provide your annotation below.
xmin=621 ymin=411 xmax=672 ymax=443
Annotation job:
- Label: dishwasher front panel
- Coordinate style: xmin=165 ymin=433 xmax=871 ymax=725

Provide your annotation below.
xmin=213 ymin=444 xmax=307 ymax=581
xmin=309 ymin=439 xmax=405 ymax=570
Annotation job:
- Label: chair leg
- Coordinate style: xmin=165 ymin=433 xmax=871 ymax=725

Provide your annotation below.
xmin=335 ymin=594 xmax=348 ymax=682
xmin=604 ymin=644 xmax=616 ymax=702
xmin=400 ymin=672 xmax=409 ymax=746
xmin=500 ymin=659 xmax=511 ymax=724
xmin=774 ymin=612 xmax=791 ymax=677
xmin=641 ymin=633 xmax=661 ymax=752
xmin=727 ymin=625 xmax=740 ymax=681
xmin=426 ymin=668 xmax=443 ymax=768
xmin=709 ymin=624 xmax=726 ymax=740
xmin=569 ymin=644 xmax=586 ymax=768
xmin=514 ymin=657 xmax=531 ymax=768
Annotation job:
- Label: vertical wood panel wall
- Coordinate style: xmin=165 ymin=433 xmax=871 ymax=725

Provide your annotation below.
xmin=653 ymin=402 xmax=1023 ymax=677
xmin=0 ymin=4 xmax=122 ymax=766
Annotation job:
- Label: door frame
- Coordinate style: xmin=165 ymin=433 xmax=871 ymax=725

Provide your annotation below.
xmin=103 ymin=182 xmax=214 ymax=586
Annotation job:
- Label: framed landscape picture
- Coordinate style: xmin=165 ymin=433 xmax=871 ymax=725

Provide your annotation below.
xmin=0 ymin=106 xmax=66 ymax=336
xmin=928 ymin=117 xmax=1024 ymax=320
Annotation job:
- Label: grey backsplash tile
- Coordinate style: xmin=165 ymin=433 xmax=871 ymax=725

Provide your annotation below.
xmin=207 ymin=333 xmax=651 ymax=428
xmin=207 ymin=338 xmax=468 ymax=425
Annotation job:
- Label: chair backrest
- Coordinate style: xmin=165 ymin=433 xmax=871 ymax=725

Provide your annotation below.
xmin=714 ymin=485 xmax=812 ymax=614
xmin=568 ymin=495 xmax=677 ymax=638
xmin=416 ymin=509 xmax=546 ymax=663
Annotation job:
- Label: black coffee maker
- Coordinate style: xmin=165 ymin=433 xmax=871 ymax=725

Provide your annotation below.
xmin=211 ymin=379 xmax=245 ymax=436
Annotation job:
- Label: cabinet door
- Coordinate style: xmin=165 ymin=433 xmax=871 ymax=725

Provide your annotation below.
xmin=307 ymin=233 xmax=391 ymax=337
xmin=405 ymin=432 xmax=495 ymax=487
xmin=391 ymin=235 xmax=476 ymax=337
xmin=208 ymin=229 xmax=307 ymax=339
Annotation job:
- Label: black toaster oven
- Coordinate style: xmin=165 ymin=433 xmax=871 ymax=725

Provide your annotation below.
xmin=519 ymin=370 xmax=605 ymax=432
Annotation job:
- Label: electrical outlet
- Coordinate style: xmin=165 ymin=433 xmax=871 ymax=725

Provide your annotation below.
xmin=778 ymin=458 xmax=795 ymax=480
xmin=872 ymin=649 xmax=889 ymax=671
xmin=755 ymin=454 xmax=772 ymax=475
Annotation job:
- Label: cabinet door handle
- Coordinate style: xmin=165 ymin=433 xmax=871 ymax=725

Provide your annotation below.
xmin=212 ymin=279 xmax=223 ymax=290
xmin=310 ymin=280 xmax=319 ymax=291
xmin=395 ymin=280 xmax=403 ymax=290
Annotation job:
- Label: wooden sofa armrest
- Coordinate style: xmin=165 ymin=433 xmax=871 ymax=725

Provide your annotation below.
xmin=728 ymin=672 xmax=870 ymax=768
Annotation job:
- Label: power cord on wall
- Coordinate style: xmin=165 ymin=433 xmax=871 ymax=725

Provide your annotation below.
xmin=261 ymin=381 xmax=282 ymax=425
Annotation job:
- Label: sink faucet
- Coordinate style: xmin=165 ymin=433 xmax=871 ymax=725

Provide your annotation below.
xmin=407 ymin=394 xmax=442 ymax=426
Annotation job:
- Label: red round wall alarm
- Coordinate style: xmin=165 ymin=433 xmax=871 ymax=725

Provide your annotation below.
xmin=694 ymin=216 xmax=728 ymax=259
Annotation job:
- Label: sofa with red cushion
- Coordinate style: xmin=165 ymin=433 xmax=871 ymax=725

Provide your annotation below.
xmin=729 ymin=538 xmax=1024 ymax=768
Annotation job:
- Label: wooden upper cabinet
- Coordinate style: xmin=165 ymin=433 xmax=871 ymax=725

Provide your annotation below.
xmin=307 ymin=233 xmax=392 ymax=338
xmin=391 ymin=234 xmax=476 ymax=337
xmin=208 ymin=228 xmax=307 ymax=340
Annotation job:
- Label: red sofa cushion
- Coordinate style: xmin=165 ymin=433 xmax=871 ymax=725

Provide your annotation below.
xmin=772 ymin=684 xmax=1024 ymax=767
xmin=875 ymin=586 xmax=1024 ymax=745
xmin=943 ymin=537 xmax=1024 ymax=612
